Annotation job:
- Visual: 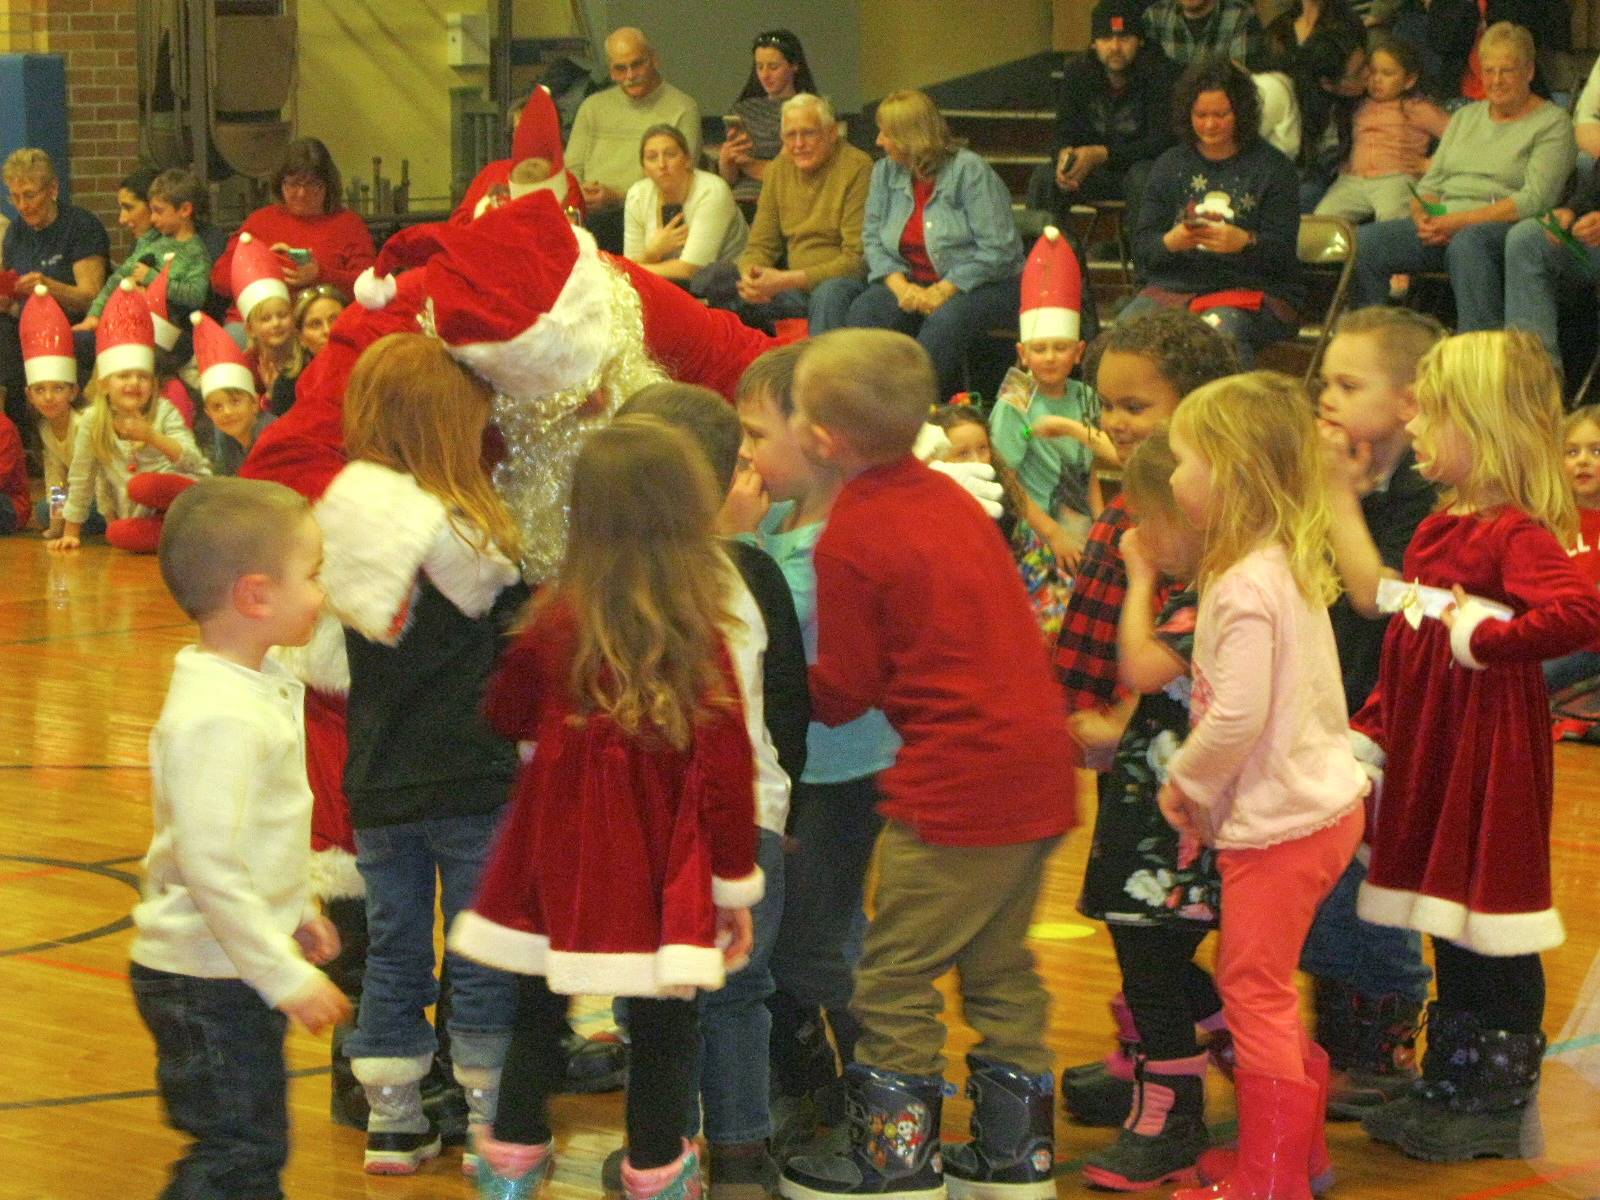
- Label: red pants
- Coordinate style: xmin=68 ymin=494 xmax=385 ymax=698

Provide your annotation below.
xmin=1217 ymin=807 xmax=1364 ymax=1080
xmin=107 ymin=473 xmax=198 ymax=554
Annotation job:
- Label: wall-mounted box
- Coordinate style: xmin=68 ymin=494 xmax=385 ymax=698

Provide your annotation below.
xmin=447 ymin=12 xmax=490 ymax=68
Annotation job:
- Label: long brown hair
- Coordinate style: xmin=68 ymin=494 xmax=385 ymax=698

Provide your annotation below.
xmin=343 ymin=332 xmax=522 ymax=562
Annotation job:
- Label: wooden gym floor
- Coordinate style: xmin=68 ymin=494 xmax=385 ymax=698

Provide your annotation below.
xmin=2 ymin=535 xmax=1598 ymax=1200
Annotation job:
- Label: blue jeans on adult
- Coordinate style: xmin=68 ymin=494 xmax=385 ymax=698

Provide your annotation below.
xmin=1299 ymin=854 xmax=1432 ymax=1003
xmin=1504 ymin=216 xmax=1600 ymax=364
xmin=346 ymin=808 xmax=516 ymax=1071
xmin=696 ymin=260 xmax=817 ymax=333
xmin=1544 ymin=647 xmax=1600 ymax=694
xmin=1351 ymin=217 xmax=1517 ymax=331
xmin=131 ymin=964 xmax=292 ymax=1200
xmin=1117 ymin=293 xmax=1296 ymax=369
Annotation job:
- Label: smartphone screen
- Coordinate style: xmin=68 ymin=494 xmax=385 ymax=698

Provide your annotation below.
xmin=662 ymin=203 xmax=684 ymax=224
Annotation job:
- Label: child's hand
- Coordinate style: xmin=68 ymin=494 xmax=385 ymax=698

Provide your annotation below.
xmin=48 ymin=534 xmax=80 ymax=553
xmin=293 ymin=914 xmax=342 ymax=966
xmin=715 ymin=905 xmax=754 ymax=967
xmin=719 ymin=466 xmax=771 ymax=535
xmin=1043 ymin=521 xmax=1083 ymax=575
xmin=1439 ymin=583 xmax=1468 ymax=631
xmin=1121 ymin=526 xmax=1156 ymax=590
xmin=1031 ymin=415 xmax=1084 ymax=442
xmin=278 ymin=974 xmax=351 ymax=1035
xmin=1317 ymin=420 xmax=1375 ymax=496
xmin=70 ymin=315 xmax=100 ymax=333
xmin=1158 ymin=780 xmax=1201 ymax=840
xmin=113 ymin=412 xmax=153 ymax=444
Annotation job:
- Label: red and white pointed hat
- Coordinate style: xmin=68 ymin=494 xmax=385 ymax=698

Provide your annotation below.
xmin=95 ymin=279 xmax=156 ymax=377
xmin=1018 ymin=225 xmax=1082 ymax=344
xmin=20 ymin=284 xmax=76 ymax=386
xmin=145 ymin=252 xmax=182 ymax=350
xmin=190 ymin=311 xmax=257 ymax=398
xmin=513 ymin=84 xmax=564 ymax=171
xmin=232 ymin=232 xmax=290 ymax=321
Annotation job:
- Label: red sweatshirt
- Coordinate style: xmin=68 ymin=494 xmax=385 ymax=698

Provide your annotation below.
xmin=210 ymin=205 xmax=376 ymax=320
xmin=0 ymin=415 xmax=27 ymax=529
xmin=811 ymin=456 xmax=1079 ymax=846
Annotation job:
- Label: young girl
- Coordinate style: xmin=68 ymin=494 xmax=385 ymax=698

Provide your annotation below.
xmin=20 ymin=285 xmax=102 ymax=538
xmin=1547 ymin=404 xmax=1600 ymax=702
xmin=1314 ymin=37 xmax=1449 ymax=225
xmin=232 ymin=232 xmax=297 ymax=394
xmin=1162 ymin=372 xmax=1367 ymax=1200
xmin=1340 ymin=331 xmax=1600 ymax=1163
xmin=269 ymin=283 xmax=345 ymax=416
xmin=50 ymin=282 xmax=208 ymax=554
xmin=314 ymin=332 xmax=523 ymax=1176
xmin=1076 ymin=431 xmax=1219 ymax=1193
xmin=450 ymin=415 xmax=761 ymax=1200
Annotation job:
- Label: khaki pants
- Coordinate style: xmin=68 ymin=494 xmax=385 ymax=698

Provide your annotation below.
xmin=850 ymin=820 xmax=1060 ymax=1076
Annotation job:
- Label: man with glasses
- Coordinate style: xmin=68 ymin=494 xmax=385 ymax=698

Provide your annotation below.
xmin=567 ymin=27 xmax=701 ymax=253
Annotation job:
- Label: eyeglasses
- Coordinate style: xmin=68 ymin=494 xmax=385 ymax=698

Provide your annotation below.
xmin=781 ymin=128 xmax=825 ymax=143
xmin=281 ymin=175 xmax=325 ymax=193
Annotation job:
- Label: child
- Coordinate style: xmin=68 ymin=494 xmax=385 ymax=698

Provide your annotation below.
xmin=130 ymin=476 xmax=350 ymax=1199
xmin=1076 ymin=431 xmax=1218 ymax=1193
xmin=777 ymin=329 xmax=1078 ymax=1200
xmin=80 ymin=167 xmax=212 ymax=331
xmin=1545 ymin=404 xmax=1600 ymax=701
xmin=50 ymin=281 xmax=209 ymax=554
xmin=269 ymin=284 xmax=345 ymax=415
xmin=1161 ymin=371 xmax=1367 ymax=1200
xmin=232 ymin=233 xmax=297 ymax=393
xmin=1314 ymin=38 xmax=1449 ymax=225
xmin=450 ymin=415 xmax=763 ymax=1200
xmin=1337 ymin=331 xmax=1600 ymax=1163
xmin=312 ymin=331 xmax=523 ymax=1176
xmin=19 ymin=285 xmax=94 ymax=537
xmin=193 ymin=311 xmax=275 ymax=475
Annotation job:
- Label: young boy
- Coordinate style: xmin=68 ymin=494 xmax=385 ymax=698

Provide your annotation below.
xmin=130 ymin=477 xmax=349 ymax=1199
xmin=80 ymin=168 xmax=212 ymax=330
xmin=779 ymin=329 xmax=1078 ymax=1200
xmin=192 ymin=310 xmax=276 ymax=475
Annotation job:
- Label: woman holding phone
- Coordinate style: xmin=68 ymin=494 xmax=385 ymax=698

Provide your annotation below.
xmin=624 ymin=124 xmax=749 ymax=288
xmin=719 ymin=29 xmax=817 ymax=213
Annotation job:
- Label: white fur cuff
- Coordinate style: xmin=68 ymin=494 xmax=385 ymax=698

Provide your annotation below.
xmin=711 ymin=867 xmax=765 ymax=909
xmin=422 ymin=522 xmax=521 ymax=618
xmin=1449 ymin=600 xmax=1495 ymax=670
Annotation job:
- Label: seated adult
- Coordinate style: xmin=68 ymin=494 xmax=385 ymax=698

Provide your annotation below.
xmin=811 ymin=90 xmax=1024 ymax=398
xmin=1505 ymin=157 xmax=1600 ymax=371
xmin=0 ymin=148 xmax=108 ymax=434
xmin=211 ymin=137 xmax=376 ymax=327
xmin=1349 ymin=22 xmax=1575 ymax=331
xmin=1142 ymin=0 xmax=1267 ymax=71
xmin=1571 ymin=52 xmax=1600 ymax=162
xmin=452 ymin=85 xmax=584 ymax=224
xmin=1028 ymin=0 xmax=1181 ymax=232
xmin=718 ymin=29 xmax=817 ymax=215
xmin=1264 ymin=0 xmax=1369 ymax=207
xmin=698 ymin=93 xmax=871 ymax=333
xmin=624 ymin=124 xmax=748 ymax=290
xmin=1125 ymin=58 xmax=1304 ymax=365
xmin=566 ymin=27 xmax=701 ymax=254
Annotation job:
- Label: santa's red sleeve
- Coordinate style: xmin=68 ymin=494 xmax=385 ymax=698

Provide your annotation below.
xmin=697 ymin=646 xmax=761 ymax=908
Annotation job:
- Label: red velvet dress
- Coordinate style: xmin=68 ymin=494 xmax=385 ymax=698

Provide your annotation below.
xmin=449 ymin=602 xmax=763 ymax=997
xmin=1353 ymin=508 xmax=1600 ymax=955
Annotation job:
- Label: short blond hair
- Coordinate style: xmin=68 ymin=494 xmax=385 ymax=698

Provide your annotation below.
xmin=875 ymin=90 xmax=956 ymax=179
xmin=2 ymin=147 xmax=55 ymax=189
xmin=794 ymin=329 xmax=934 ymax=461
xmin=158 ymin=477 xmax=311 ymax=620
xmin=1333 ymin=306 xmax=1445 ymax=387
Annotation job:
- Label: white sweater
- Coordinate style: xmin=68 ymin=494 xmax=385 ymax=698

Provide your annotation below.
xmin=63 ymin=398 xmax=208 ymax=525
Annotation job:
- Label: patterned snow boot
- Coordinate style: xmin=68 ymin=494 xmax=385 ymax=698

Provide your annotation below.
xmin=457 ymin=1064 xmax=501 ymax=1177
xmin=1080 ymin=1052 xmax=1208 ymax=1192
xmin=625 ymin=1141 xmax=706 ymax=1200
xmin=1361 ymin=1003 xmax=1475 ymax=1147
xmin=944 ymin=1055 xmax=1056 ymax=1200
xmin=475 ymin=1133 xmax=553 ymax=1200
xmin=1395 ymin=1025 xmax=1546 ymax=1162
xmin=1061 ymin=995 xmax=1140 ymax=1127
xmin=1312 ymin=977 xmax=1422 ymax=1119
xmin=355 ymin=1053 xmax=443 ymax=1175
xmin=781 ymin=1064 xmax=946 ymax=1200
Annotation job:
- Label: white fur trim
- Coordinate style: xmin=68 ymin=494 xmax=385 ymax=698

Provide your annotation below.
xmin=1449 ymin=600 xmax=1494 ymax=669
xmin=269 ymin=610 xmax=350 ymax=694
xmin=1357 ymin=880 xmax=1567 ymax=955
xmin=354 ymin=267 xmax=398 ymax=311
xmin=422 ymin=521 xmax=521 ymax=619
xmin=446 ymin=225 xmax=615 ymax=400
xmin=96 ymin=343 xmax=154 ymax=377
xmin=199 ymin=362 xmax=256 ymax=398
xmin=308 ymin=846 xmax=365 ymax=900
xmin=472 ymin=174 xmax=571 ymax=220
xmin=1348 ymin=729 xmax=1386 ymax=768
xmin=238 ymin=276 xmax=290 ymax=321
xmin=315 ymin=462 xmax=447 ymax=644
xmin=1018 ymin=307 xmax=1080 ymax=343
xmin=152 ymin=313 xmax=181 ymax=351
xmin=23 ymin=355 xmax=76 ymax=386
xmin=711 ymin=867 xmax=765 ymax=909
xmin=350 ymin=1053 xmax=434 ymax=1087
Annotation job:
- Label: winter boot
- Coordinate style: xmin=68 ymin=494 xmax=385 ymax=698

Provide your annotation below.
xmin=1395 ymin=1026 xmax=1546 ymax=1163
xmin=457 ymin=1064 xmax=501 ymax=1177
xmin=1080 ymin=1052 xmax=1208 ymax=1192
xmin=1172 ymin=1072 xmax=1319 ymax=1200
xmin=943 ymin=1055 xmax=1055 ymax=1200
xmin=330 ymin=1020 xmax=369 ymax=1129
xmin=625 ymin=1141 xmax=706 ymax=1200
xmin=780 ymin=1064 xmax=946 ymax=1200
xmin=475 ymin=1133 xmax=553 ymax=1200
xmin=562 ymin=1023 xmax=631 ymax=1094
xmin=1361 ymin=1003 xmax=1475 ymax=1147
xmin=1061 ymin=995 xmax=1139 ymax=1127
xmin=355 ymin=1053 xmax=443 ymax=1175
xmin=1196 ymin=1043 xmax=1335 ymax=1196
xmin=324 ymin=895 xmax=369 ymax=1129
xmin=1312 ymin=978 xmax=1422 ymax=1119
xmin=709 ymin=1142 xmax=781 ymax=1200
xmin=771 ymin=997 xmax=846 ymax=1163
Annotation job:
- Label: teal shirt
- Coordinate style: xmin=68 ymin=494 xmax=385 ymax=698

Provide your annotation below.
xmin=988 ymin=378 xmax=1095 ymax=517
xmin=90 ymin=232 xmax=212 ymax=318
xmin=750 ymin=502 xmax=900 ymax=784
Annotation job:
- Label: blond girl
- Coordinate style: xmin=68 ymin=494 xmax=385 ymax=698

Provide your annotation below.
xmin=450 ymin=416 xmax=761 ymax=1200
xmin=269 ymin=284 xmax=345 ymax=415
xmin=1335 ymin=331 xmax=1600 ymax=1163
xmin=1159 ymin=372 xmax=1367 ymax=1200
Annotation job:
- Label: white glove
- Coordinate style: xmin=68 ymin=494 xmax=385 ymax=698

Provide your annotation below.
xmin=929 ymin=460 xmax=1004 ymax=520
xmin=912 ymin=421 xmax=952 ymax=463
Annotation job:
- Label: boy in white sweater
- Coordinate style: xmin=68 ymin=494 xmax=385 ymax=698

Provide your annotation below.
xmin=130 ymin=477 xmax=349 ymax=1199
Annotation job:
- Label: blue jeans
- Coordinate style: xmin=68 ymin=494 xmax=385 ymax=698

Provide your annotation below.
xmin=1299 ymin=854 xmax=1431 ymax=1002
xmin=1351 ymin=217 xmax=1516 ymax=331
xmin=130 ymin=964 xmax=291 ymax=1200
xmin=346 ymin=809 xmax=516 ymax=1068
xmin=1119 ymin=292 xmax=1295 ymax=368
xmin=1544 ymin=647 xmax=1600 ymax=693
xmin=697 ymin=259 xmax=818 ymax=332
xmin=1504 ymin=216 xmax=1600 ymax=364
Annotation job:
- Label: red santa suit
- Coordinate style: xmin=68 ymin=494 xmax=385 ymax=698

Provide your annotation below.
xmin=452 ymin=85 xmax=584 ymax=225
xmin=1353 ymin=508 xmax=1600 ymax=956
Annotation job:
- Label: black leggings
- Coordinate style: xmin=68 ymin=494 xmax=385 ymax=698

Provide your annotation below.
xmin=1432 ymin=938 xmax=1545 ymax=1034
xmin=1110 ymin=923 xmax=1220 ymax=1060
xmin=497 ymin=975 xmax=698 ymax=1169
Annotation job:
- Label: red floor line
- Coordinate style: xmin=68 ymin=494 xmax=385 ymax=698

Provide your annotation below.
xmin=0 ymin=866 xmax=72 ymax=885
xmin=1452 ymin=1158 xmax=1600 ymax=1200
xmin=12 ymin=954 xmax=129 ymax=981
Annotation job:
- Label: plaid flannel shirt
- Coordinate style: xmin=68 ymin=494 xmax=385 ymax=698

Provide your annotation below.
xmin=1142 ymin=0 xmax=1267 ymax=71
xmin=1053 ymin=494 xmax=1135 ymax=712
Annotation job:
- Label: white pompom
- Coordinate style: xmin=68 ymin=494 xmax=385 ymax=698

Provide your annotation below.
xmin=1043 ymin=225 xmax=1061 ymax=241
xmin=353 ymin=267 xmax=398 ymax=311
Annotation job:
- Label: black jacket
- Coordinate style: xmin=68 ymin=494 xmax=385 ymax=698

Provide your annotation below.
xmin=1055 ymin=44 xmax=1183 ymax=174
xmin=727 ymin=538 xmax=810 ymax=792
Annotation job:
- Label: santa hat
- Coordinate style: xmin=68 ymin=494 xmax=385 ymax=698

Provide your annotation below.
xmin=145 ymin=252 xmax=182 ymax=351
xmin=232 ymin=232 xmax=291 ymax=321
xmin=191 ymin=311 xmax=257 ymax=398
xmin=1018 ymin=226 xmax=1082 ymax=344
xmin=512 ymin=85 xmax=564 ymax=169
xmin=424 ymin=190 xmax=614 ymax=399
xmin=96 ymin=279 xmax=156 ymax=377
xmin=20 ymin=285 xmax=76 ymax=386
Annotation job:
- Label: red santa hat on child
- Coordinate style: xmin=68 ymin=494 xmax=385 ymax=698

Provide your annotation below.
xmin=20 ymin=284 xmax=76 ymax=386
xmin=191 ymin=310 xmax=257 ymax=399
xmin=232 ymin=232 xmax=291 ymax=321
xmin=1018 ymin=226 xmax=1083 ymax=344
xmin=96 ymin=279 xmax=156 ymax=377
xmin=145 ymin=252 xmax=182 ymax=351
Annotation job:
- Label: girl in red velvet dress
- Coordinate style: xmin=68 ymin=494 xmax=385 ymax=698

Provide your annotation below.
xmin=450 ymin=415 xmax=762 ymax=1200
xmin=1343 ymin=331 xmax=1600 ymax=1164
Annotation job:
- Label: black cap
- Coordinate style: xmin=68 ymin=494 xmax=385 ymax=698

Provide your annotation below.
xmin=1092 ymin=0 xmax=1145 ymax=38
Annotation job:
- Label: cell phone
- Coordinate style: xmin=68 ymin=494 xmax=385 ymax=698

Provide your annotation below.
xmin=723 ymin=114 xmax=746 ymax=136
xmin=284 ymin=247 xmax=314 ymax=265
xmin=661 ymin=203 xmax=684 ymax=224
